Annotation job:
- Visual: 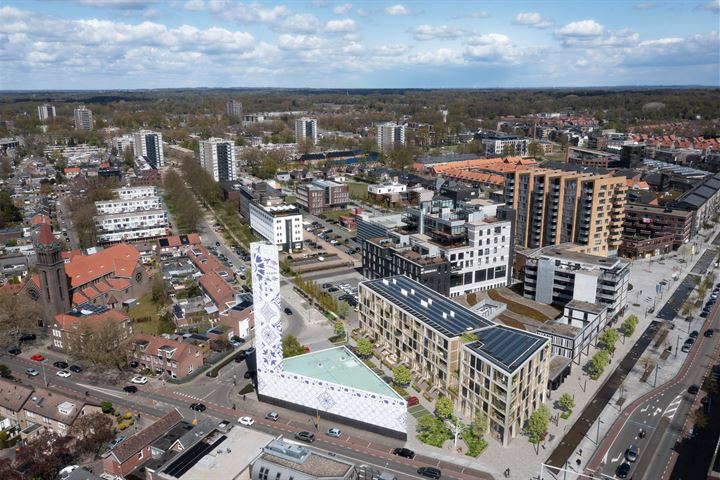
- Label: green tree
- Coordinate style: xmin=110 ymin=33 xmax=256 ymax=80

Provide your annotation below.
xmin=101 ymin=401 xmax=113 ymax=414
xmin=526 ymin=406 xmax=551 ymax=446
xmin=333 ymin=321 xmax=345 ymax=336
xmin=622 ymin=315 xmax=638 ymax=337
xmin=588 ymin=350 xmax=610 ymax=380
xmin=151 ymin=274 xmax=167 ymax=305
xmin=558 ymin=393 xmax=575 ymax=413
xmin=434 ymin=395 xmax=454 ymax=420
xmin=282 ymin=335 xmax=306 ymax=358
xmin=528 ymin=141 xmax=544 ymax=159
xmin=393 ymin=365 xmax=411 ymax=386
xmin=599 ymin=328 xmax=620 ymax=353
xmin=0 ymin=364 xmax=11 ymax=378
xmin=502 ymin=143 xmax=516 ymax=157
xmin=355 ymin=338 xmax=373 ymax=358
xmin=472 ymin=412 xmax=488 ymax=436
xmin=692 ymin=409 xmax=709 ymax=428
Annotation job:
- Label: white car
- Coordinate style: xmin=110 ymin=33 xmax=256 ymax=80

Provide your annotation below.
xmin=238 ymin=416 xmax=255 ymax=426
xmin=56 ymin=370 xmax=71 ymax=378
xmin=131 ymin=376 xmax=148 ymax=384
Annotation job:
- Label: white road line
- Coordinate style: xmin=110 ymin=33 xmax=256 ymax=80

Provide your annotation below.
xmin=641 ymin=405 xmax=649 ymax=413
xmin=611 ymin=452 xmax=623 ymax=463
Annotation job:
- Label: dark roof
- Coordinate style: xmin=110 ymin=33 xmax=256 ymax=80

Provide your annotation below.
xmin=468 ymin=325 xmax=548 ymax=373
xmin=109 ymin=409 xmax=183 ymax=464
xmin=361 ymin=275 xmax=493 ymax=337
xmin=417 ymin=153 xmax=478 ymax=165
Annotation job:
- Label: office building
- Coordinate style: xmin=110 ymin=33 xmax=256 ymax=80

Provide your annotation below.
xmin=294 ymin=117 xmax=318 ymax=145
xmin=73 ymin=106 xmax=93 ymax=130
xmin=37 ymin=104 xmax=56 ymax=122
xmin=620 ymin=204 xmax=694 ymax=258
xmin=133 ymin=130 xmax=164 ymax=168
xmin=249 ymin=201 xmax=303 ymax=252
xmin=296 ymin=179 xmax=349 ymax=214
xmin=377 ymin=123 xmax=406 ymax=153
xmin=359 ymin=275 xmax=550 ymax=446
xmin=477 ymin=132 xmax=529 ymax=157
xmin=504 ymin=168 xmax=627 ymax=256
xmin=518 ymin=243 xmax=629 ymax=322
xmin=226 ymin=99 xmax=243 ymax=118
xmin=199 ymin=138 xmax=237 ymax=182
xmin=251 ymin=438 xmax=358 ymax=480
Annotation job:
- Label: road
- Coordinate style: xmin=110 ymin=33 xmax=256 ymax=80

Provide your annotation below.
xmin=586 ymin=300 xmax=720 ymax=480
xmin=0 ymin=353 xmax=493 ymax=480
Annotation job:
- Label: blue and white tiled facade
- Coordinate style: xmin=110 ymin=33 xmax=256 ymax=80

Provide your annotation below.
xmin=250 ymin=242 xmax=407 ymax=435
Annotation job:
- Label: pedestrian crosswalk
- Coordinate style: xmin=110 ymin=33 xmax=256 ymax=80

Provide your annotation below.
xmin=662 ymin=394 xmax=683 ymax=420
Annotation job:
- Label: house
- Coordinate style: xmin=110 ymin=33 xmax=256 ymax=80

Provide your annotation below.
xmin=129 ymin=334 xmax=204 ymax=379
xmin=0 ymin=379 xmax=33 ymax=433
xmin=17 ymin=386 xmax=102 ymax=440
xmin=51 ymin=307 xmax=133 ymax=353
xmin=102 ymin=409 xmax=184 ymax=478
xmin=217 ymin=293 xmax=254 ymax=340
xmin=156 ymin=234 xmax=202 ymax=256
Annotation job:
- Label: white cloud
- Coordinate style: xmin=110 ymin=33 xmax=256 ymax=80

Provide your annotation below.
xmin=407 ymin=48 xmax=464 ymax=65
xmin=624 ymin=32 xmax=719 ymax=67
xmin=184 ymin=0 xmax=205 ymax=11
xmin=704 ymin=0 xmax=720 ymax=12
xmin=465 ymin=33 xmax=511 ymax=46
xmin=386 ymin=4 xmax=409 ymax=15
xmin=462 ymin=33 xmax=521 ymax=63
xmin=374 ymin=44 xmax=411 ymax=56
xmin=450 ymin=10 xmax=489 ymax=19
xmin=277 ymin=13 xmax=321 ymax=33
xmin=225 ymin=2 xmax=289 ymax=23
xmin=556 ymin=20 xmax=604 ymax=37
xmin=558 ymin=27 xmax=639 ymax=47
xmin=277 ymin=34 xmax=324 ymax=50
xmin=633 ymin=2 xmax=656 ymax=9
xmin=78 ymin=0 xmax=155 ymax=9
xmin=325 ymin=18 xmax=355 ymax=32
xmin=333 ymin=3 xmax=353 ymax=14
xmin=411 ymin=25 xmax=465 ymax=41
xmin=514 ymin=12 xmax=553 ymax=29
xmin=342 ymin=41 xmax=363 ymax=54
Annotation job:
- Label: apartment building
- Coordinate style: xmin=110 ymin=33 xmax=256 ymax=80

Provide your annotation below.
xmin=567 ymin=146 xmax=621 ymax=169
xmin=133 ymin=130 xmax=164 ymax=168
xmin=95 ymin=195 xmax=164 ymax=215
xmin=356 ymin=213 xmax=406 ymax=244
xmin=519 ymin=243 xmax=629 ymax=322
xmin=129 ymin=334 xmax=203 ymax=379
xmin=226 ymin=99 xmax=243 ymax=117
xmin=95 ymin=186 xmax=169 ymax=243
xmin=296 ymin=179 xmax=349 ymax=214
xmin=199 ymin=137 xmax=237 ymax=181
xmin=73 ymin=106 xmax=93 ymax=130
xmin=478 ymin=132 xmax=529 ymax=157
xmin=536 ymin=300 xmax=608 ymax=364
xmin=294 ymin=117 xmax=318 ymax=145
xmin=37 ymin=104 xmax=56 ymax=122
xmin=0 ymin=380 xmax=33 ymax=434
xmin=52 ymin=307 xmax=134 ymax=354
xmin=249 ymin=201 xmax=303 ymax=252
xmin=504 ymin=168 xmax=627 ymax=256
xmin=359 ymin=275 xmax=550 ymax=446
xmin=620 ymin=204 xmax=694 ymax=258
xmin=377 ymin=123 xmax=406 ymax=153
xmin=116 ymin=185 xmax=159 ymax=199
xmin=368 ymin=181 xmax=407 ymax=203
xmin=674 ymin=171 xmax=720 ymax=235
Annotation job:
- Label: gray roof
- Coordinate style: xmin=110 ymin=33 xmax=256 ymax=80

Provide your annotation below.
xmin=469 ymin=325 xmax=548 ymax=373
xmin=361 ymin=275 xmax=493 ymax=337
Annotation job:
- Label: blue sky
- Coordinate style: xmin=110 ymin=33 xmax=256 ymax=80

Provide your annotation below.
xmin=1 ymin=0 xmax=718 ymax=90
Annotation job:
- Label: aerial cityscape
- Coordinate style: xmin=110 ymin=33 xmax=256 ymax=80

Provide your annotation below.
xmin=0 ymin=1 xmax=719 ymax=480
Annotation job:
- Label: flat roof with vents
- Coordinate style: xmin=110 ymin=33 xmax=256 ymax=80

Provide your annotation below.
xmin=361 ymin=275 xmax=493 ymax=337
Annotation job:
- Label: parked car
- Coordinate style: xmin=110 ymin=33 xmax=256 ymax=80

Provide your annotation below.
xmin=25 ymin=368 xmax=39 ymax=377
xmin=69 ymin=365 xmax=83 ymax=373
xmin=705 ymin=329 xmax=715 ymax=338
xmin=625 ymin=445 xmax=639 ymax=462
xmin=392 ymin=447 xmax=415 ymax=459
xmin=294 ymin=431 xmax=315 ymax=443
xmin=189 ymin=403 xmax=206 ymax=412
xmin=326 ymin=427 xmax=342 ymax=437
xmin=265 ymin=412 xmax=279 ymax=421
xmin=18 ymin=333 xmax=36 ymax=342
xmin=689 ymin=330 xmax=699 ymax=339
xmin=123 ymin=385 xmax=138 ymax=393
xmin=417 ymin=467 xmax=442 ymax=479
xmin=131 ymin=376 xmax=148 ymax=384
xmin=53 ymin=361 xmax=69 ymax=369
xmin=129 ymin=360 xmax=139 ymax=368
xmin=108 ymin=436 xmax=125 ymax=450
xmin=56 ymin=370 xmax=71 ymax=378
xmin=238 ymin=416 xmax=255 ymax=426
xmin=284 ymin=307 xmax=293 ymax=315
xmin=688 ymin=384 xmax=700 ymax=395
xmin=30 ymin=354 xmax=45 ymax=362
xmin=406 ymin=396 xmax=419 ymax=407
xmin=7 ymin=347 xmax=21 ymax=355
xmin=616 ymin=462 xmax=631 ymax=479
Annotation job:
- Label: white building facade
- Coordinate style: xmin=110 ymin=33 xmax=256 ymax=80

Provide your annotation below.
xmin=377 ymin=123 xmax=406 ymax=153
xmin=133 ymin=130 xmax=164 ymax=168
xmin=73 ymin=106 xmax=93 ymax=130
xmin=249 ymin=203 xmax=303 ymax=252
xmin=94 ymin=186 xmax=168 ymax=243
xmin=294 ymin=118 xmax=318 ymax=145
xmin=199 ymin=138 xmax=237 ymax=182
xmin=38 ymin=104 xmax=56 ymax=122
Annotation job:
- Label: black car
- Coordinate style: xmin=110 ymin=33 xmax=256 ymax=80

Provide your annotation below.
xmin=189 ymin=403 xmax=206 ymax=412
xmin=53 ymin=361 xmax=69 ymax=369
xmin=69 ymin=365 xmax=83 ymax=373
xmin=689 ymin=330 xmax=699 ymax=339
xmin=417 ymin=467 xmax=442 ymax=479
xmin=129 ymin=360 xmax=139 ymax=368
xmin=234 ymin=352 xmax=247 ymax=362
xmin=688 ymin=384 xmax=700 ymax=394
xmin=616 ymin=462 xmax=631 ymax=479
xmin=294 ymin=431 xmax=315 ymax=443
xmin=7 ymin=347 xmax=21 ymax=355
xmin=393 ymin=447 xmax=415 ymax=459
xmin=328 ymin=287 xmax=339 ymax=292
xmin=244 ymin=370 xmax=256 ymax=379
xmin=284 ymin=307 xmax=293 ymax=315
xmin=705 ymin=329 xmax=715 ymax=338
xmin=123 ymin=385 xmax=138 ymax=393
xmin=18 ymin=333 xmax=36 ymax=342
xmin=215 ymin=241 xmax=221 ymax=247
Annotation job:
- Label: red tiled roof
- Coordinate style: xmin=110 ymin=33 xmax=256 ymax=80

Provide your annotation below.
xmin=110 ymin=409 xmax=184 ymax=464
xmin=95 ymin=282 xmax=111 ymax=293
xmin=64 ymin=167 xmax=81 ymax=174
xmin=37 ymin=222 xmax=55 ymax=246
xmin=54 ymin=309 xmax=129 ymax=331
xmin=62 ymin=249 xmax=83 ymax=261
xmin=157 ymin=234 xmax=202 ymax=248
xmin=31 ymin=214 xmax=51 ymax=226
xmin=107 ymin=278 xmax=130 ymax=290
xmin=132 ymin=334 xmax=200 ymax=362
xmin=65 ymin=243 xmax=140 ymax=288
xmin=198 ymin=270 xmax=236 ymax=309
xmin=72 ymin=292 xmax=87 ymax=305
xmin=82 ymin=286 xmax=99 ymax=299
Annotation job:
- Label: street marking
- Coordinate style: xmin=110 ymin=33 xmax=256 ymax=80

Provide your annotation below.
xmin=611 ymin=452 xmax=622 ymax=463
xmin=654 ymin=407 xmax=662 ymax=416
xmin=641 ymin=405 xmax=649 ymax=413
xmin=663 ymin=395 xmax=683 ymax=419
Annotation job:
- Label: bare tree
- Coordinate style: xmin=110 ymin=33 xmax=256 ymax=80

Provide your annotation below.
xmin=67 ymin=318 xmax=131 ymax=368
xmin=0 ymin=290 xmax=44 ymax=347
xmin=71 ymin=412 xmax=115 ymax=457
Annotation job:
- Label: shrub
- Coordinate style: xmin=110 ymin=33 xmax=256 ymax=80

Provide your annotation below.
xmin=393 ymin=365 xmax=411 ymax=386
xmin=560 ymin=410 xmax=572 ymax=420
xmin=124 ymin=412 xmax=133 ymax=420
xmin=417 ymin=415 xmax=453 ymax=448
xmin=101 ymin=402 xmax=113 ymax=414
xmin=118 ymin=422 xmax=127 ymax=430
xmin=461 ymin=429 xmax=488 ymax=457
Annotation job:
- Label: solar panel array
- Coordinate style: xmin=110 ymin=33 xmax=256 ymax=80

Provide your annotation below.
xmin=471 ymin=326 xmax=547 ymax=373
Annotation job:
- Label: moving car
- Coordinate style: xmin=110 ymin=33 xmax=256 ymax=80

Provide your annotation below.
xmin=705 ymin=329 xmax=715 ymax=338
xmin=294 ymin=431 xmax=315 ymax=443
xmin=688 ymin=384 xmax=700 ymax=394
xmin=392 ymin=447 xmax=415 ymax=459
xmin=131 ymin=376 xmax=148 ymax=384
xmin=56 ymin=370 xmax=71 ymax=378
xmin=616 ymin=462 xmax=631 ymax=479
xmin=123 ymin=385 xmax=138 ymax=393
xmin=30 ymin=354 xmax=45 ymax=361
xmin=53 ymin=361 xmax=69 ymax=369
xmin=417 ymin=467 xmax=442 ymax=479
xmin=625 ymin=444 xmax=639 ymax=462
xmin=265 ymin=412 xmax=279 ymax=421
xmin=238 ymin=416 xmax=255 ymax=426
xmin=25 ymin=368 xmax=39 ymax=377
xmin=284 ymin=307 xmax=293 ymax=315
xmin=190 ymin=403 xmax=206 ymax=412
xmin=326 ymin=427 xmax=342 ymax=437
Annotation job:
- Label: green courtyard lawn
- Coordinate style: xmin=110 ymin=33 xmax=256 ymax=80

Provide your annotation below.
xmin=323 ymin=208 xmax=352 ymax=222
xmin=347 ymin=182 xmax=368 ymax=201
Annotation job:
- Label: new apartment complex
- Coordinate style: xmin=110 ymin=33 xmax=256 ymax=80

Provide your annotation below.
xmin=377 ymin=122 xmax=406 ymax=153
xmin=73 ymin=105 xmax=93 ymax=130
xmin=504 ymin=168 xmax=627 ymax=256
xmin=518 ymin=243 xmax=629 ymax=321
xmin=294 ymin=117 xmax=318 ymax=145
xmin=199 ymin=137 xmax=237 ymax=182
xmin=95 ymin=186 xmax=169 ymax=243
xmin=620 ymin=204 xmax=694 ymax=258
xmin=37 ymin=104 xmax=56 ymax=122
xmin=133 ymin=130 xmax=164 ymax=168
xmin=226 ymin=99 xmax=243 ymax=117
xmin=295 ymin=179 xmax=349 ymax=214
xmin=478 ymin=132 xmax=529 ymax=157
xmin=359 ymin=275 xmax=550 ymax=446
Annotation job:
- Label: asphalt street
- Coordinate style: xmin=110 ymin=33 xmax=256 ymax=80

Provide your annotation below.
xmin=657 ymin=275 xmax=698 ymax=321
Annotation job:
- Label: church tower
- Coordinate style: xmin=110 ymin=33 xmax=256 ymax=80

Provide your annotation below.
xmin=35 ymin=220 xmax=71 ymax=322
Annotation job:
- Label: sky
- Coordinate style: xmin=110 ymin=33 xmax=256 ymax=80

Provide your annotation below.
xmin=0 ymin=0 xmax=718 ymax=90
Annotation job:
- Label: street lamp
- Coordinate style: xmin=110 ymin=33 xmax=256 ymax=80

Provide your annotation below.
xmin=653 ymin=363 xmax=663 ymax=388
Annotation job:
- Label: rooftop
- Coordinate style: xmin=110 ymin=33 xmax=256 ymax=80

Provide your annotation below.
xmin=524 ymin=243 xmax=628 ymax=270
xmin=282 ymin=346 xmax=401 ymax=399
xmin=361 ymin=275 xmax=493 ymax=337
xmin=468 ymin=325 xmax=549 ymax=373
xmin=259 ymin=438 xmax=354 ymax=478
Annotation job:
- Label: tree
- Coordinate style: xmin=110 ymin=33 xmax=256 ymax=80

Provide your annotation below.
xmin=340 ymin=302 xmax=349 ymax=318
xmin=528 ymin=141 xmax=544 ymax=159
xmin=599 ymin=328 xmax=620 ymax=353
xmin=558 ymin=393 xmax=575 ymax=413
xmin=67 ymin=318 xmax=131 ymax=368
xmin=282 ymin=335 xmax=306 ymax=358
xmin=101 ymin=401 xmax=114 ymax=414
xmin=15 ymin=430 xmax=74 ymax=480
xmin=434 ymin=395 xmax=454 ymax=420
xmin=692 ymin=409 xmax=709 ymax=428
xmin=471 ymin=412 xmax=488 ymax=436
xmin=0 ymin=289 xmax=44 ymax=346
xmin=502 ymin=143 xmax=516 ymax=157
xmin=588 ymin=350 xmax=610 ymax=380
xmin=393 ymin=365 xmax=411 ymax=386
xmin=71 ymin=412 xmax=114 ymax=457
xmin=0 ymin=365 xmax=11 ymax=378
xmin=333 ymin=321 xmax=345 ymax=336
xmin=526 ymin=406 xmax=551 ymax=447
xmin=355 ymin=338 xmax=373 ymax=358
xmin=151 ymin=274 xmax=168 ymax=305
xmin=622 ymin=315 xmax=639 ymax=337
